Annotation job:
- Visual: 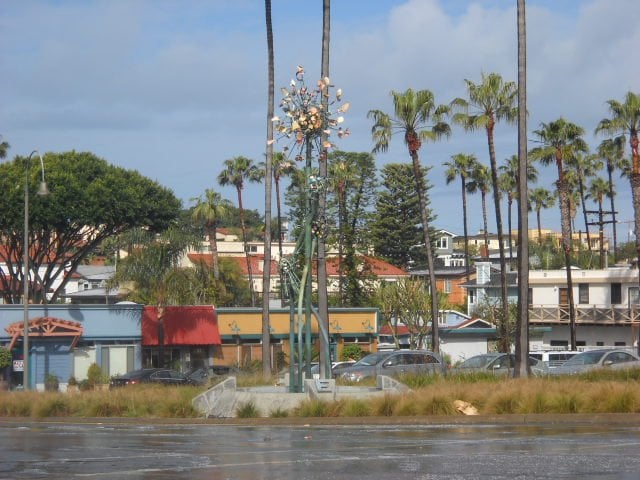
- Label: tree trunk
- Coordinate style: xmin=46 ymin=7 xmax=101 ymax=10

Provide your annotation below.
xmin=462 ymin=176 xmax=470 ymax=286
xmin=578 ymin=178 xmax=592 ymax=251
xmin=515 ymin=0 xmax=530 ymax=378
xmin=607 ymin=163 xmax=618 ymax=263
xmin=486 ymin=121 xmax=510 ymax=354
xmin=559 ymin=178 xmax=577 ymax=350
xmin=410 ymin=151 xmax=439 ymax=352
xmin=209 ymin=224 xmax=220 ymax=281
xmin=237 ymin=189 xmax=255 ymax=307
xmin=262 ymin=0 xmax=274 ymax=376
xmin=317 ymin=0 xmax=331 ymax=378
xmin=481 ymin=192 xmax=489 ymax=250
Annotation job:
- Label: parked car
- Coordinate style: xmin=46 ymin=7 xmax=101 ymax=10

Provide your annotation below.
xmin=109 ymin=368 xmax=199 ymax=388
xmin=452 ymin=353 xmax=548 ymax=376
xmin=549 ymin=349 xmax=640 ymax=375
xmin=309 ymin=360 xmax=357 ymax=378
xmin=529 ymin=350 xmax=580 ymax=369
xmin=337 ymin=350 xmax=446 ymax=382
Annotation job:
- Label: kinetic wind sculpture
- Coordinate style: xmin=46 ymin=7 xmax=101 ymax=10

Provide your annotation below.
xmin=270 ymin=66 xmax=350 ymax=391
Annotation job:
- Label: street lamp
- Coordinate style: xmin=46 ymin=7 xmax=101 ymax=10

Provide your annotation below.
xmin=23 ymin=150 xmax=49 ymax=390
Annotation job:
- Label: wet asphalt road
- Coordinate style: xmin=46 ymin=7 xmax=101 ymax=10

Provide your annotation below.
xmin=1 ymin=418 xmax=640 ymax=479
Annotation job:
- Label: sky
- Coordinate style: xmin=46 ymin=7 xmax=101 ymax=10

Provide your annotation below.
xmin=2 ymin=0 xmax=639 ymax=242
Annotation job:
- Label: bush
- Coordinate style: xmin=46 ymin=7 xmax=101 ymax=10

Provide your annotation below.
xmin=0 ymin=347 xmax=11 ymax=370
xmin=44 ymin=373 xmax=59 ymax=392
xmin=86 ymin=363 xmax=108 ymax=388
xmin=341 ymin=345 xmax=363 ymax=361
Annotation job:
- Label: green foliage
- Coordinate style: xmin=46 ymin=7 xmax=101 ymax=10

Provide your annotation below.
xmin=269 ymin=407 xmax=289 ymax=418
xmin=86 ymin=363 xmax=108 ymax=387
xmin=341 ymin=345 xmax=363 ymax=361
xmin=236 ymin=401 xmax=260 ymax=418
xmin=0 ymin=347 xmax=11 ymax=369
xmin=0 ymin=151 xmax=182 ymax=304
xmin=370 ymin=163 xmax=431 ymax=269
xmin=296 ymin=399 xmax=330 ymax=417
xmin=44 ymin=373 xmax=59 ymax=392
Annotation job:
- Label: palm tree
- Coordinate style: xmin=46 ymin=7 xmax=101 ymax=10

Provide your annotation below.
xmin=587 ymin=177 xmax=612 ymax=268
xmin=217 ymin=156 xmax=265 ymax=307
xmin=515 ymin=0 xmax=529 ymax=377
xmin=596 ymin=92 xmax=640 ymax=267
xmin=368 ymin=88 xmax=451 ymax=353
xmin=528 ymin=187 xmax=555 ymax=244
xmin=567 ymin=153 xmax=602 ymax=250
xmin=190 ymin=189 xmax=231 ymax=281
xmin=263 ymin=0 xmax=275 ymax=376
xmin=529 ymin=118 xmax=589 ymax=350
xmin=318 ymin=0 xmax=332 ymax=378
xmin=444 ymin=153 xmax=477 ymax=284
xmin=499 ymin=154 xmax=538 ymax=261
xmin=451 ymin=73 xmax=518 ymax=348
xmin=272 ymin=152 xmax=294 ymax=261
xmin=597 ymin=136 xmax=626 ymax=262
xmin=467 ymin=163 xmax=491 ymax=251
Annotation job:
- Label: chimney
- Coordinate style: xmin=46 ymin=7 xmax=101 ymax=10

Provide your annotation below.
xmin=476 ymin=262 xmax=491 ymax=285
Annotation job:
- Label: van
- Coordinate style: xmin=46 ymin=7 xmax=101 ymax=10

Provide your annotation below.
xmin=529 ymin=350 xmax=580 ymax=369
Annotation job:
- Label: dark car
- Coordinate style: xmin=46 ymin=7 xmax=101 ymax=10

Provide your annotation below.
xmin=109 ymin=368 xmax=198 ymax=388
xmin=337 ymin=350 xmax=446 ymax=382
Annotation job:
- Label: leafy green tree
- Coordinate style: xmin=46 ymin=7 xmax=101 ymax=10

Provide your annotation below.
xmin=368 ymin=88 xmax=450 ymax=353
xmin=451 ymin=72 xmax=518 ymax=354
xmin=444 ymin=153 xmax=477 ymax=282
xmin=0 ymin=151 xmax=181 ymax=304
xmin=596 ymin=92 xmax=640 ymax=273
xmin=370 ymin=163 xmax=430 ymax=270
xmin=0 ymin=136 xmax=9 ymax=159
xmin=190 ymin=189 xmax=232 ymax=281
xmin=326 ymin=151 xmax=377 ymax=306
xmin=218 ymin=156 xmax=265 ymax=307
xmin=529 ymin=118 xmax=589 ymax=350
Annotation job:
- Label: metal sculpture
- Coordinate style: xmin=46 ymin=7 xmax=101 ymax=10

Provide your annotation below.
xmin=271 ymin=66 xmax=349 ymax=391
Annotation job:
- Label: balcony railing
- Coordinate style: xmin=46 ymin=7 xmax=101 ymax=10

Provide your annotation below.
xmin=529 ymin=305 xmax=640 ymax=324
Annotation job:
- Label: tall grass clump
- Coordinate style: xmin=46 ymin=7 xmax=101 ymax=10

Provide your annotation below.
xmin=269 ymin=407 xmax=289 ymax=418
xmin=236 ymin=401 xmax=261 ymax=418
xmin=295 ymin=399 xmax=332 ymax=417
xmin=370 ymin=394 xmax=399 ymax=416
xmin=32 ymin=394 xmax=72 ymax=418
xmin=341 ymin=399 xmax=371 ymax=417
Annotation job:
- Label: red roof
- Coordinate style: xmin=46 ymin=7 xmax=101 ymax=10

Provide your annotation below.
xmin=379 ymin=324 xmax=410 ymax=335
xmin=142 ymin=305 xmax=221 ymax=346
xmin=324 ymin=255 xmax=408 ymax=277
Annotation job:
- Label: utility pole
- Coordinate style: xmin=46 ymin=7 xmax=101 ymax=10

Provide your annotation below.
xmin=586 ymin=209 xmax=616 ymax=268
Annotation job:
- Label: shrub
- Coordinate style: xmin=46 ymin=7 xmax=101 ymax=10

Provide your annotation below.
xmin=44 ymin=373 xmax=59 ymax=392
xmin=0 ymin=346 xmax=11 ymax=370
xmin=341 ymin=345 xmax=363 ymax=361
xmin=236 ymin=401 xmax=260 ymax=418
xmin=86 ymin=363 xmax=108 ymax=388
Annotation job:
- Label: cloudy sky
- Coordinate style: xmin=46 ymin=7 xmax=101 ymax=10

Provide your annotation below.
xmin=2 ymin=0 xmax=639 ymax=240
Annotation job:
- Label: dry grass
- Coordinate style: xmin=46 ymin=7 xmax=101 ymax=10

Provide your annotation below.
xmin=2 ymin=370 xmax=640 ymax=418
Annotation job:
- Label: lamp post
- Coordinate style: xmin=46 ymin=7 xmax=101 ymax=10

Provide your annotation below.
xmin=23 ymin=150 xmax=49 ymax=390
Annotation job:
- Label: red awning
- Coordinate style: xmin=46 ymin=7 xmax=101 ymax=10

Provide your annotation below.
xmin=142 ymin=306 xmax=221 ymax=346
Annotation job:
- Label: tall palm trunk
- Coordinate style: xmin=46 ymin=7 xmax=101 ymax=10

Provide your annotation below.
xmin=317 ymin=0 xmax=331 ymax=378
xmin=410 ymin=149 xmax=439 ymax=352
xmin=536 ymin=208 xmax=543 ymax=244
xmin=461 ymin=176 xmax=471 ymax=285
xmin=577 ymin=177 xmax=592 ymax=250
xmin=558 ymin=171 xmax=577 ymax=350
xmin=237 ymin=188 xmax=256 ymax=307
xmin=515 ymin=0 xmax=530 ymax=378
xmin=486 ymin=120 xmax=511 ymax=353
xmin=507 ymin=194 xmax=514 ymax=263
xmin=481 ymin=191 xmax=489 ymax=250
xmin=208 ymin=223 xmax=220 ymax=281
xmin=607 ymin=162 xmax=618 ymax=262
xmin=262 ymin=0 xmax=274 ymax=375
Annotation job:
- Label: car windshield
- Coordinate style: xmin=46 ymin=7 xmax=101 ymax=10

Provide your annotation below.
xmin=459 ymin=355 xmax=497 ymax=368
xmin=355 ymin=352 xmax=389 ymax=366
xmin=563 ymin=351 xmax=605 ymax=366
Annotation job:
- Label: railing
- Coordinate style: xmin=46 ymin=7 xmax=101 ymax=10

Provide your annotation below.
xmin=529 ymin=305 xmax=640 ymax=324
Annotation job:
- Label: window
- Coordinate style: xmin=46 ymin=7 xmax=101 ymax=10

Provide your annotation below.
xmin=614 ymin=341 xmax=626 ymax=347
xmin=611 ymin=283 xmax=622 ymax=304
xmin=443 ymin=279 xmax=452 ymax=294
xmin=629 ymin=287 xmax=640 ymax=307
xmin=528 ymin=288 xmax=533 ymax=306
xmin=578 ymin=283 xmax=589 ymax=304
xmin=468 ymin=289 xmax=476 ymax=304
xmin=436 ymin=236 xmax=449 ymax=249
